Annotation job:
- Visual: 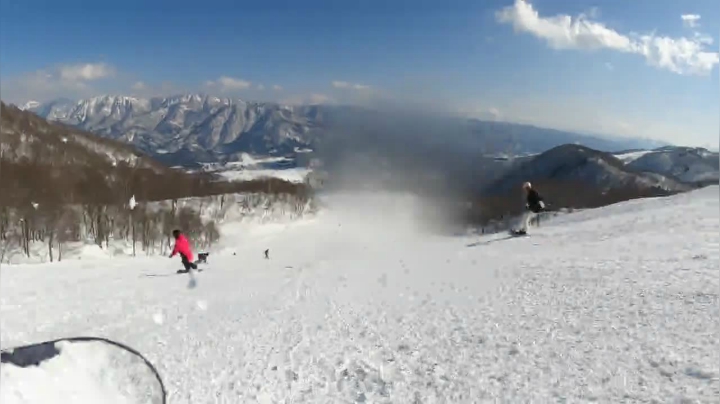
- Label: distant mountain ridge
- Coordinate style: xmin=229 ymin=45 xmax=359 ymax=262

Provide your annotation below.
xmin=483 ymin=144 xmax=694 ymax=196
xmin=21 ymin=94 xmax=322 ymax=166
xmin=624 ymin=146 xmax=719 ymax=185
xmin=21 ymin=94 xmax=670 ymax=167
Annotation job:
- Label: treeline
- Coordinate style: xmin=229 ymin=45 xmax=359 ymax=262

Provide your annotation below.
xmin=0 ymin=159 xmax=312 ymax=263
xmin=0 ymin=201 xmax=217 ymax=263
xmin=0 ymin=188 xmax=315 ymax=263
xmin=0 ymin=156 xmax=312 ymax=263
xmin=0 ymin=159 xmax=310 ymax=208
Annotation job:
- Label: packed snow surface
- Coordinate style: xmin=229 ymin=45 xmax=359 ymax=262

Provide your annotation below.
xmin=1 ymin=339 xmax=164 ymax=403
xmin=1 ymin=187 xmax=719 ymax=403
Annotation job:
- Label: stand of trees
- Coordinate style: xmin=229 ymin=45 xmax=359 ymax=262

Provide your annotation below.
xmin=0 ymin=170 xmax=312 ymax=263
xmin=0 ymin=156 xmax=312 ymax=263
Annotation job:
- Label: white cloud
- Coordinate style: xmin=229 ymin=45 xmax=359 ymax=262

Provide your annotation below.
xmin=332 ymin=80 xmax=371 ymax=90
xmin=272 ymin=84 xmax=283 ymax=91
xmin=131 ymin=81 xmax=147 ymax=91
xmin=128 ymin=80 xmax=185 ymax=98
xmin=58 ymin=63 xmax=115 ymax=82
xmin=586 ymin=7 xmax=600 ymax=19
xmin=205 ymin=76 xmax=252 ymax=92
xmin=132 ymin=81 xmax=184 ymax=98
xmin=616 ymin=121 xmax=633 ymax=132
xmin=309 ymin=93 xmax=333 ymax=104
xmin=219 ymin=76 xmax=252 ymax=90
xmin=457 ymin=105 xmax=504 ymax=121
xmin=256 ymin=84 xmax=265 ymax=90
xmin=693 ymin=31 xmax=713 ymax=45
xmin=496 ymin=0 xmax=719 ymax=76
xmin=281 ymin=93 xmax=334 ymax=105
xmin=681 ymin=14 xmax=701 ymax=29
xmin=2 ymin=62 xmax=119 ymax=103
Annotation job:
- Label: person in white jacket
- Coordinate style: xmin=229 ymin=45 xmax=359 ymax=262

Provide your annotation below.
xmin=513 ymin=182 xmax=546 ymax=235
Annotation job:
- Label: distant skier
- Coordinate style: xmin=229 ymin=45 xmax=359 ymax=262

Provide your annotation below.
xmin=169 ymin=229 xmax=197 ymax=272
xmin=512 ymin=182 xmax=545 ymax=235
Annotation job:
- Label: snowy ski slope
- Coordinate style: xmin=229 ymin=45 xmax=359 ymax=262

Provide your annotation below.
xmin=1 ymin=186 xmax=718 ymax=403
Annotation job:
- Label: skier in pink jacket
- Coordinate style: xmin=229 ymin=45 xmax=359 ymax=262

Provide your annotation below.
xmin=169 ymin=229 xmax=197 ymax=272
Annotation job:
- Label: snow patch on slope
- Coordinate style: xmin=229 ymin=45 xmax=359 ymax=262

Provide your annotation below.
xmin=198 ymin=154 xmax=312 ymax=184
xmin=614 ymin=150 xmax=653 ymax=163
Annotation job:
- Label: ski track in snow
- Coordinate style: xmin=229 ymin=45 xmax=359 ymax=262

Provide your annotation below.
xmin=1 ymin=187 xmax=719 ymax=403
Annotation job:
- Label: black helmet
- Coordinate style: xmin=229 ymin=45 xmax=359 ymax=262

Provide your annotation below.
xmin=172 ymin=229 xmax=181 ymax=239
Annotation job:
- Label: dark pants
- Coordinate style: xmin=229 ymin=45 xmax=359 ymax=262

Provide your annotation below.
xmin=181 ymin=253 xmax=197 ymax=271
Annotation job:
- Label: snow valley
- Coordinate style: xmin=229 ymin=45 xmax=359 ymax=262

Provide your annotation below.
xmin=1 ymin=186 xmax=718 ymax=403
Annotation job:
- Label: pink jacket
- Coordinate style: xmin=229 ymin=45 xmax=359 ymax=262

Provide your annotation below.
xmin=170 ymin=234 xmax=193 ymax=262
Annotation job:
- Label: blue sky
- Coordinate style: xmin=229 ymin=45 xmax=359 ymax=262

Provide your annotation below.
xmin=1 ymin=0 xmax=718 ymax=147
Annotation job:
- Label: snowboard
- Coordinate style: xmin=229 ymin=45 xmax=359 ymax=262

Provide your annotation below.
xmin=176 ymin=252 xmax=209 ymax=273
xmin=1 ymin=337 xmax=166 ymax=404
xmin=508 ymin=229 xmax=529 ymax=237
xmin=176 ymin=267 xmax=203 ymax=274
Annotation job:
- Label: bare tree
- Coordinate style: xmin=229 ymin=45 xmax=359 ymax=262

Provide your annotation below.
xmin=56 ymin=208 xmax=80 ymax=262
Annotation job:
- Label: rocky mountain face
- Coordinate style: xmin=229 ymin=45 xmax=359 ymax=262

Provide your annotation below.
xmin=24 ymin=94 xmax=323 ymax=166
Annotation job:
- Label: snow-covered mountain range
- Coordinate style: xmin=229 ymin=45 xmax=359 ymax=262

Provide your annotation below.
xmin=618 ymin=146 xmax=719 ymax=185
xmin=23 ymin=94 xmax=323 ymax=166
xmin=23 ymin=94 xmax=668 ymax=168
xmin=20 ymin=94 xmax=715 ymax=196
